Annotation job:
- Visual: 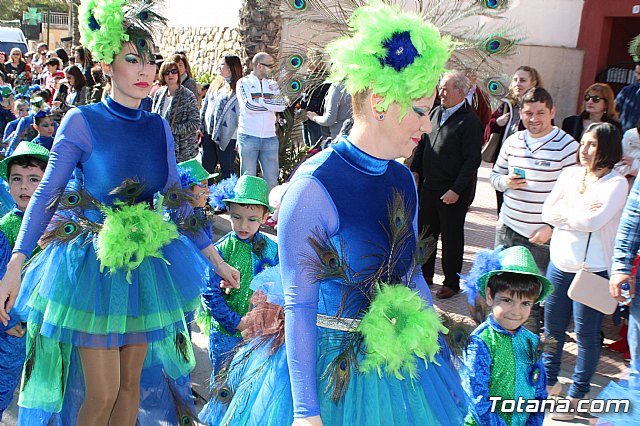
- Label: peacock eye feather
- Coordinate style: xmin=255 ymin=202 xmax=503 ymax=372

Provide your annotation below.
xmin=63 ymin=223 xmax=76 ymax=235
xmin=288 ymin=80 xmax=301 ymax=93
xmin=288 ymin=54 xmax=304 ymax=69
xmin=289 ymin=0 xmax=306 ymax=10
xmin=483 ymin=36 xmax=513 ymax=55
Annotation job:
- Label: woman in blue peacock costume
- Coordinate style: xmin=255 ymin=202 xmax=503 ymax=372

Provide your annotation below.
xmin=0 ymin=0 xmax=240 ymax=424
xmin=199 ymin=3 xmax=474 ymax=425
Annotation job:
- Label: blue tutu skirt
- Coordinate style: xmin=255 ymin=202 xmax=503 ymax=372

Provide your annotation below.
xmin=15 ymin=230 xmax=211 ymax=423
xmin=200 ymin=328 xmax=467 ymax=425
xmin=595 ymin=379 xmax=640 ymax=425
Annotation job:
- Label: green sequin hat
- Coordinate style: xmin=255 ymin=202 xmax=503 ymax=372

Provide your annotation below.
xmin=0 ymin=142 xmax=50 ymax=182
xmin=477 ymin=246 xmax=554 ymax=303
xmin=178 ymin=159 xmax=219 ymax=186
xmin=223 ymin=175 xmax=274 ymax=213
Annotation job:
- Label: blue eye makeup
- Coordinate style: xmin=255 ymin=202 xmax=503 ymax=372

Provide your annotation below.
xmin=412 ymin=106 xmax=428 ymax=117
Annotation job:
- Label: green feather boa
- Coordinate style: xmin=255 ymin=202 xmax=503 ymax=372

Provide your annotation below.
xmin=96 ymin=203 xmax=177 ymax=282
xmin=358 ymin=284 xmax=448 ymax=380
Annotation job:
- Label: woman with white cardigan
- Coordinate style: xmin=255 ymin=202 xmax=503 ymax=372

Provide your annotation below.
xmin=541 ymin=122 xmax=627 ymax=420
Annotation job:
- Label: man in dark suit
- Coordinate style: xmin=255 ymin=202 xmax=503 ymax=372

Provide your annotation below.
xmin=410 ymin=71 xmax=483 ymax=299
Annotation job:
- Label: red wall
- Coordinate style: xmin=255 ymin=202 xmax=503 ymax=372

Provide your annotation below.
xmin=577 ymin=0 xmax=640 ymax=111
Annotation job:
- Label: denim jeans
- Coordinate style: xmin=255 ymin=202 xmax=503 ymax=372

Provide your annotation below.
xmin=201 ymin=131 xmax=237 ymax=181
xmin=543 ymin=261 xmax=607 ymax=398
xmin=630 ymin=286 xmax=640 ymax=391
xmin=237 ymin=133 xmax=279 ymax=189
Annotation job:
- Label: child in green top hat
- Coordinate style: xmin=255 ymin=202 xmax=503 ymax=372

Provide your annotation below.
xmin=461 ymin=245 xmax=553 ymax=426
xmin=0 ymin=141 xmax=49 ymax=418
xmin=199 ymin=175 xmax=279 ymax=380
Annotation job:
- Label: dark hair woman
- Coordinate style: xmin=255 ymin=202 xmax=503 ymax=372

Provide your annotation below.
xmin=542 ymin=122 xmax=627 ymax=420
xmin=152 ymin=60 xmax=200 ymax=162
xmin=54 ymin=47 xmax=69 ymax=68
xmin=200 ymin=54 xmax=242 ymax=182
xmin=52 ymin=65 xmax=89 ymax=115
xmin=73 ymin=45 xmax=95 ymax=87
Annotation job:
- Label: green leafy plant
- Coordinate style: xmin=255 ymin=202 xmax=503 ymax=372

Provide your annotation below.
xmin=193 ymin=65 xmax=215 ymax=86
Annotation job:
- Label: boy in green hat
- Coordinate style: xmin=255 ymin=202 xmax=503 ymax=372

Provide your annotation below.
xmin=0 ymin=141 xmax=49 ymax=418
xmin=462 ymin=246 xmax=553 ymax=426
xmin=200 ymin=175 xmax=279 ymax=378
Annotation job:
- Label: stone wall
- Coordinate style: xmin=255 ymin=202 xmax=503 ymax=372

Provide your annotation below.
xmin=157 ymin=26 xmax=243 ymax=79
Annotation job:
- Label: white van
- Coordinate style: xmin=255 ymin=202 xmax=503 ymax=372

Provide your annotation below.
xmin=0 ymin=27 xmax=28 ymax=55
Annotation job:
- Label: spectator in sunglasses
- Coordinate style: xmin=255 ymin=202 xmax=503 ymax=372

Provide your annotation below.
xmin=562 ymin=83 xmax=621 ymax=142
xmin=151 ymin=60 xmax=199 ymax=162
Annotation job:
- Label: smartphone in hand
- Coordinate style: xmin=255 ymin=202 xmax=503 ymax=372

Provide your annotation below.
xmin=513 ymin=167 xmax=526 ymax=179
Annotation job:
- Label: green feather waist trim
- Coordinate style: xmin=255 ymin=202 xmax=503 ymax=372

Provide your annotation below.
xmin=97 ymin=203 xmax=178 ymax=283
xmin=358 ymin=284 xmax=448 ymax=380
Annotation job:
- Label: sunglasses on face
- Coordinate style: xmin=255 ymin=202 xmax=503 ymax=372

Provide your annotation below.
xmin=584 ymin=94 xmax=602 ymax=103
xmin=259 ymin=63 xmax=275 ymax=69
xmin=162 ymin=68 xmax=179 ymax=76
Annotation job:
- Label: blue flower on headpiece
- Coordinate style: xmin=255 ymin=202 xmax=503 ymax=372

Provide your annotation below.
xmin=177 ymin=165 xmax=198 ymax=189
xmin=379 ymin=31 xmax=421 ymax=72
xmin=88 ymin=14 xmax=101 ymax=31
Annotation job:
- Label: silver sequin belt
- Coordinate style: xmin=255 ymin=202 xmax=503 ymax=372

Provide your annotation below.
xmin=316 ymin=314 xmax=361 ymax=332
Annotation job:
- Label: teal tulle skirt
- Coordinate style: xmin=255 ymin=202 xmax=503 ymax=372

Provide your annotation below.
xmin=199 ymin=327 xmax=468 ymax=425
xmin=14 ymin=230 xmax=211 ymax=423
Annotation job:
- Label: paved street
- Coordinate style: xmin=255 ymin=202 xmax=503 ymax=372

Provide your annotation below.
xmin=2 ymin=164 xmax=630 ymax=425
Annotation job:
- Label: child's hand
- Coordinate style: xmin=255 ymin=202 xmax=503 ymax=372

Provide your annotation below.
xmin=219 ymin=279 xmax=237 ymax=295
xmin=6 ymin=322 xmax=25 ymax=338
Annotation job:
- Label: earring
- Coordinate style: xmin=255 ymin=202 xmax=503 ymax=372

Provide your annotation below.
xmin=377 ymin=114 xmax=384 ymax=120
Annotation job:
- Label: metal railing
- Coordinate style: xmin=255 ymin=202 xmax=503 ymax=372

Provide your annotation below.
xmin=42 ymin=12 xmax=69 ymax=27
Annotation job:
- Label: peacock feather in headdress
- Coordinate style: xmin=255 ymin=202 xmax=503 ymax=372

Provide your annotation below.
xmin=263 ymin=0 xmax=520 ymax=110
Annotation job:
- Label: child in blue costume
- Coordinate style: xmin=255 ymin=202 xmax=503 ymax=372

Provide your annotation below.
xmin=3 ymin=97 xmax=29 ymax=142
xmin=29 ymin=104 xmax=55 ymax=150
xmin=199 ymin=175 xmax=278 ymax=423
xmin=201 ymin=4 xmax=471 ymax=425
xmin=0 ymin=142 xmax=49 ymax=421
xmin=461 ymin=246 xmax=553 ymax=426
xmin=5 ymin=92 xmax=55 ymax=156
xmin=0 ymin=1 xmax=240 ymax=424
xmin=177 ymin=158 xmax=218 ymax=242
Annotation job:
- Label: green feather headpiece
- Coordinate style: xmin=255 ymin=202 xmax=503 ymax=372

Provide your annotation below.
xmin=326 ymin=2 xmax=452 ymax=116
xmin=79 ymin=0 xmax=166 ymax=64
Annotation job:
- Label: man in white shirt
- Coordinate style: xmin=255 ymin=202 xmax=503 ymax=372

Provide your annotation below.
xmin=489 ymin=87 xmax=578 ymax=331
xmin=236 ymin=52 xmax=287 ymax=189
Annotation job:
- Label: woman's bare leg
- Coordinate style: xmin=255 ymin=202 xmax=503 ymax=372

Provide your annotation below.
xmin=109 ymin=343 xmax=148 ymax=425
xmin=77 ymin=347 xmax=120 ymax=426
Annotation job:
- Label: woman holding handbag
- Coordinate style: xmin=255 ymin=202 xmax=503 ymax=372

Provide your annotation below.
xmin=152 ymin=60 xmax=200 ymax=162
xmin=541 ymin=122 xmax=627 ymax=420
